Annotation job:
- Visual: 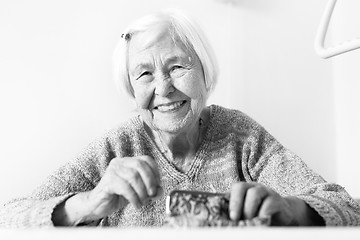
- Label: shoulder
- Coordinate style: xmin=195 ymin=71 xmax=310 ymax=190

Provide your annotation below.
xmin=98 ymin=114 xmax=146 ymax=152
xmin=77 ymin=114 xmax=144 ymax=160
xmin=105 ymin=114 xmax=143 ymax=142
xmin=210 ymin=104 xmax=263 ymax=134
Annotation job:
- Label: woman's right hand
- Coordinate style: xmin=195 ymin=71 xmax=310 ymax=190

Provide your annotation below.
xmin=88 ymin=155 xmax=162 ymax=218
xmin=52 ymin=155 xmax=162 ymax=226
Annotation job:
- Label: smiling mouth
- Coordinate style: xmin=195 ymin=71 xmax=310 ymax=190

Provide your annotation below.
xmin=154 ymin=100 xmax=187 ymax=112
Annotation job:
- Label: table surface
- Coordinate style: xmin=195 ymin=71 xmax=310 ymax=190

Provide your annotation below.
xmin=1 ymin=227 xmax=360 ymax=240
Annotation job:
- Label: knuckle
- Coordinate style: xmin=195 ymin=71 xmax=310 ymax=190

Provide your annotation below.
xmin=248 ymin=186 xmax=261 ymax=196
xmin=231 ymin=182 xmax=245 ymax=191
xmin=127 ymin=168 xmax=141 ymax=180
xmin=108 ymin=157 xmax=120 ymax=167
xmin=133 ymin=160 xmax=145 ymax=169
xmin=141 ymin=155 xmax=153 ymax=161
xmin=139 ymin=155 xmax=153 ymax=164
xmin=109 ymin=157 xmax=127 ymax=169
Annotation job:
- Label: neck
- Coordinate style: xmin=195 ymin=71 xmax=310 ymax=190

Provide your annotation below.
xmin=146 ymin=108 xmax=209 ymax=164
xmin=156 ymin=121 xmax=201 ymax=159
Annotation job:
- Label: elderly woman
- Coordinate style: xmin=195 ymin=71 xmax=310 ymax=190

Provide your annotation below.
xmin=1 ymin=10 xmax=360 ymax=227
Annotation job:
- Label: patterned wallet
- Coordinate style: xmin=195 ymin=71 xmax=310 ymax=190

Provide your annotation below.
xmin=165 ymin=190 xmax=271 ymax=227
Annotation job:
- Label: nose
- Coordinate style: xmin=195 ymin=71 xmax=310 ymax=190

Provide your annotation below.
xmin=154 ymin=75 xmax=175 ymax=97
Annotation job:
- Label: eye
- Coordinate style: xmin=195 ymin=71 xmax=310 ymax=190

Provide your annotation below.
xmin=137 ymin=71 xmax=151 ymax=80
xmin=171 ymin=65 xmax=183 ymax=72
xmin=170 ymin=65 xmax=188 ymax=78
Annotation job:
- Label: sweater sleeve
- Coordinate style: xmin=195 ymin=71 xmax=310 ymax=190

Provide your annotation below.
xmin=241 ymin=123 xmax=360 ymax=226
xmin=0 ymin=134 xmax=114 ymax=228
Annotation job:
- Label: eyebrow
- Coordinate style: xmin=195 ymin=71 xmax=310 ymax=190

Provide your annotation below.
xmin=165 ymin=55 xmax=187 ymax=65
xmin=131 ymin=55 xmax=190 ymax=75
xmin=132 ymin=63 xmax=153 ymax=74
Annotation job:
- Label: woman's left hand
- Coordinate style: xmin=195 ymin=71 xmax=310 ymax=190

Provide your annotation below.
xmin=229 ymin=182 xmax=296 ymax=226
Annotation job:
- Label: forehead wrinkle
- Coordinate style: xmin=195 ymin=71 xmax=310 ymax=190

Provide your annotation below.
xmin=158 ymin=38 xmax=195 ymax=66
xmin=129 ymin=29 xmax=195 ymax=75
xmin=161 ymin=54 xmax=192 ymax=67
xmin=132 ymin=46 xmax=189 ymax=71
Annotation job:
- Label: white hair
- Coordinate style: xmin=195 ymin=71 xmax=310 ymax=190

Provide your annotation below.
xmin=113 ymin=9 xmax=219 ymax=99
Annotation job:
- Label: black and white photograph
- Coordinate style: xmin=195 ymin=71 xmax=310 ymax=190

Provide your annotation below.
xmin=0 ymin=0 xmax=359 ymax=239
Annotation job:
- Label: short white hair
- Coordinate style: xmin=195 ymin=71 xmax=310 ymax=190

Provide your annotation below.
xmin=113 ymin=9 xmax=219 ymax=98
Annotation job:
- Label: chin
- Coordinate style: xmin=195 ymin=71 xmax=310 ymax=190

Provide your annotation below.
xmin=153 ymin=111 xmax=195 ymax=134
xmin=154 ymin=118 xmax=189 ymax=133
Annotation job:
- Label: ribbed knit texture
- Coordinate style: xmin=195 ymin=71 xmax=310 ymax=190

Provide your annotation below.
xmin=1 ymin=105 xmax=360 ymax=227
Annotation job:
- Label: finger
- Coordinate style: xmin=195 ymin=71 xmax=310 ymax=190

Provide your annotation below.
xmin=125 ymin=158 xmax=160 ymax=197
xmin=110 ymin=177 xmax=142 ymax=209
xmin=243 ymin=186 xmax=268 ymax=219
xmin=258 ymin=196 xmax=294 ymax=226
xmin=152 ymin=185 xmax=164 ymax=200
xmin=229 ymin=182 xmax=252 ymax=221
xmin=258 ymin=195 xmax=278 ymax=216
xmin=137 ymin=155 xmax=161 ymax=184
xmin=117 ymin=167 xmax=149 ymax=203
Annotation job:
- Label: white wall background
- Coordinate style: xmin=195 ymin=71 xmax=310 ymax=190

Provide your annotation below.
xmin=0 ymin=0 xmax=358 ymax=205
xmin=330 ymin=0 xmax=360 ymax=200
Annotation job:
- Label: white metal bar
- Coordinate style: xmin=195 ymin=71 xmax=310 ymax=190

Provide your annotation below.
xmin=315 ymin=0 xmax=360 ymax=58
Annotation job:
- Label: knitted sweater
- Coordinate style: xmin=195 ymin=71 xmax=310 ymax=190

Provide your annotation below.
xmin=1 ymin=105 xmax=360 ymax=227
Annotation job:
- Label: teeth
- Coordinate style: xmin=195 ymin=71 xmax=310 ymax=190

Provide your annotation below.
xmin=157 ymin=101 xmax=184 ymax=112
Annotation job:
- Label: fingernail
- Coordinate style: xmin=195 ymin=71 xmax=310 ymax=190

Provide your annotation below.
xmin=149 ymin=187 xmax=156 ymax=197
xmin=230 ymin=210 xmax=237 ymax=221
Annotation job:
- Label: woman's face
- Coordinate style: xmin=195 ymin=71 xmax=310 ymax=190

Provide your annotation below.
xmin=127 ymin=28 xmax=207 ymax=134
